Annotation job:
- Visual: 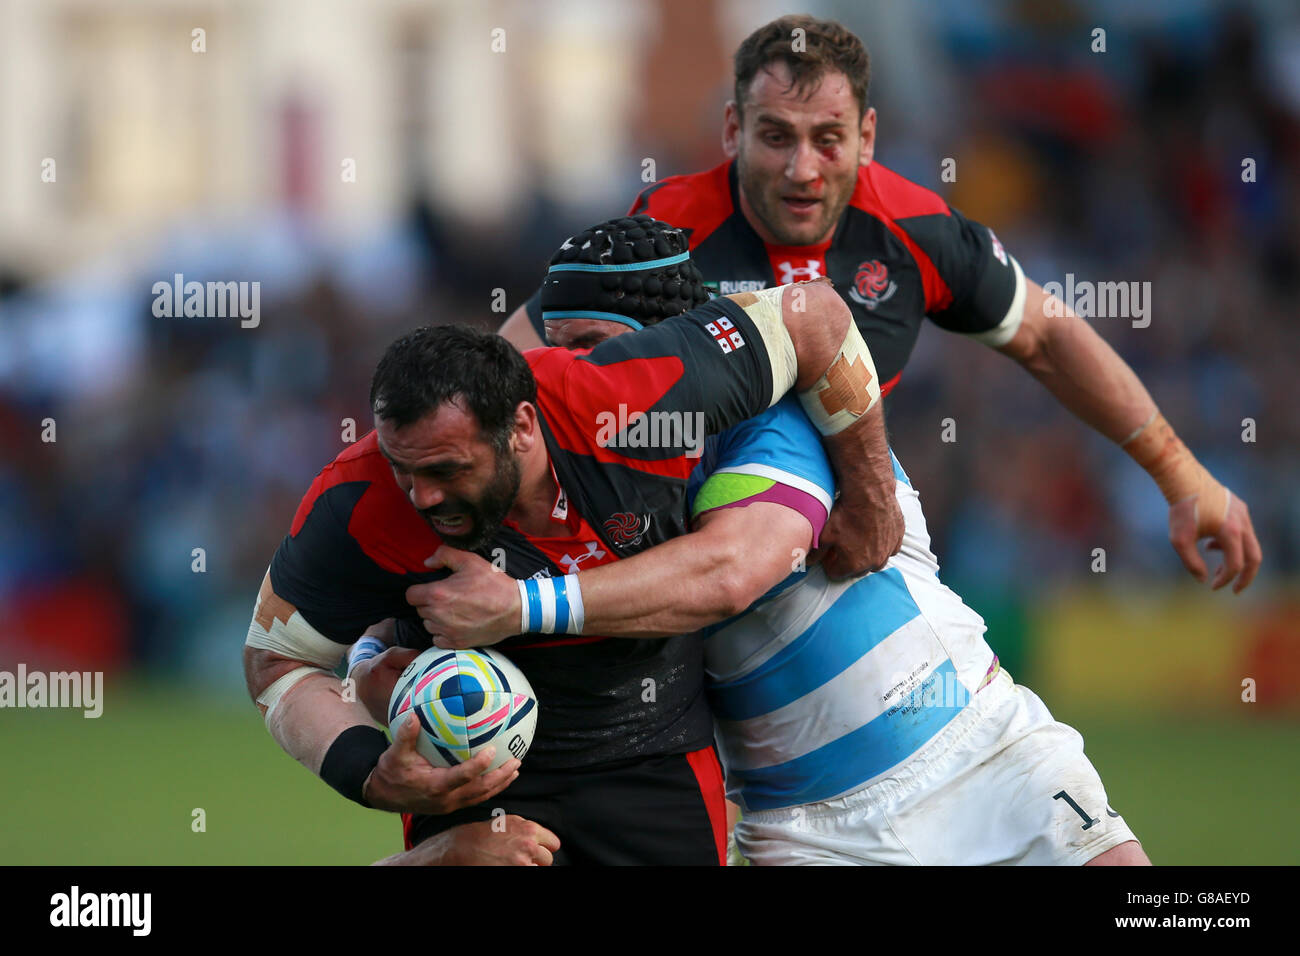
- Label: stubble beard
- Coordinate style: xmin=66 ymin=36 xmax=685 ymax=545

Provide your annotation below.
xmin=736 ymin=148 xmax=855 ymax=248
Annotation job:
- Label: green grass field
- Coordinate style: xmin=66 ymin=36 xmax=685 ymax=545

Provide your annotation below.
xmin=2 ymin=680 xmax=1296 ymax=864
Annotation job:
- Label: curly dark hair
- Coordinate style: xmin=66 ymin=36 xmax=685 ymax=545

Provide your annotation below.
xmin=369 ymin=325 xmax=536 ymax=448
xmin=733 ymin=15 xmax=870 ymax=120
xmin=540 ymin=214 xmax=710 ymax=327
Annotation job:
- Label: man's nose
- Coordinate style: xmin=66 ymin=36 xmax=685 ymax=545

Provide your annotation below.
xmin=785 ymin=138 xmax=820 ymax=185
xmin=409 ymin=476 xmax=445 ymax=511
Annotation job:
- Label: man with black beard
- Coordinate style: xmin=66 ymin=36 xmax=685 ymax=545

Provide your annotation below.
xmin=243 ymin=241 xmax=898 ymax=863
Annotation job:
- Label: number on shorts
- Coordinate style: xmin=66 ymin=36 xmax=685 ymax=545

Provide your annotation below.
xmin=1053 ymin=790 xmax=1100 ymax=830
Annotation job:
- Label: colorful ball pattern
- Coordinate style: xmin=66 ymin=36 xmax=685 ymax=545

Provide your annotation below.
xmin=388 ymin=647 xmax=538 ymax=771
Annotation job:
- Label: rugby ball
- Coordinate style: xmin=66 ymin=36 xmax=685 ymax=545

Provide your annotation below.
xmin=388 ymin=646 xmax=538 ymax=771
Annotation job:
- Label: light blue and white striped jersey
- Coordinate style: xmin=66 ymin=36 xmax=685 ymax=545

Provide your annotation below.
xmin=689 ymin=397 xmax=1000 ymax=812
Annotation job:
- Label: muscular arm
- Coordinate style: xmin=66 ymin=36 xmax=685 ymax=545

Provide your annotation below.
xmin=411 ymin=502 xmax=813 ymax=647
xmin=576 ymin=502 xmax=812 ymax=636
xmin=999 ymin=280 xmax=1261 ymax=591
xmin=773 ymin=280 xmax=903 ymax=578
xmin=244 ymin=571 xmax=519 ymax=813
xmin=997 ymin=280 xmax=1156 ymax=443
xmin=243 ymin=570 xmax=375 ymax=776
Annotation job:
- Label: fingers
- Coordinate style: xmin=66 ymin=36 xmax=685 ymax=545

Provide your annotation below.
xmin=378 ymin=646 xmax=420 ymax=670
xmin=435 ymin=749 xmax=522 ymax=808
xmin=821 ymin=547 xmax=851 ymax=581
xmin=1235 ymin=510 xmax=1263 ymax=594
xmin=502 ymin=816 xmax=559 ymax=865
xmin=405 ymin=582 xmax=437 ymax=608
xmin=1172 ymin=494 xmax=1264 ymax=593
xmin=1210 ymin=520 xmax=1245 ymax=591
xmin=424 ymin=544 xmax=473 ymax=572
xmin=819 ymin=541 xmax=888 ymax=581
xmin=393 ymin=713 xmax=421 ymax=752
xmin=439 ymin=746 xmax=498 ymax=785
xmin=531 ymin=843 xmax=554 ymax=866
xmin=440 ymin=768 xmax=519 ymax=813
xmin=472 ymin=763 xmax=521 ymax=804
xmin=528 ymin=821 xmax=562 ymax=854
xmin=1168 ymin=498 xmax=1208 ymax=584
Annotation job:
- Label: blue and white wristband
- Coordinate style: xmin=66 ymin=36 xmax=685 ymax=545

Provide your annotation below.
xmin=518 ymin=574 xmax=585 ymax=635
xmin=346 ymin=635 xmax=388 ymax=678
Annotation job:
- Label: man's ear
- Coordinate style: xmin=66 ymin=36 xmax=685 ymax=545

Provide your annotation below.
xmin=511 ymin=401 xmax=539 ymax=454
xmin=722 ymin=100 xmax=741 ymax=159
xmin=859 ymin=106 xmax=877 ymax=167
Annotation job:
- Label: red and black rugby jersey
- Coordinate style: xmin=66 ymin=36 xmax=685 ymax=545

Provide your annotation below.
xmin=268 ymin=295 xmax=775 ymax=769
xmin=526 ymin=160 xmax=1022 ymax=397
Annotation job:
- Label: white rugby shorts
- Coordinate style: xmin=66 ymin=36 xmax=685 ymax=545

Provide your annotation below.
xmin=733 ymin=669 xmax=1140 ymax=865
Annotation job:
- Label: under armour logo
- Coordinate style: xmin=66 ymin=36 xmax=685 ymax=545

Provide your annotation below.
xmin=559 ymin=541 xmax=607 ymax=573
xmin=776 ymin=259 xmax=822 ymax=284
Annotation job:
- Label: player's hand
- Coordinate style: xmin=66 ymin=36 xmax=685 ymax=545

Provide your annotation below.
xmin=405 ymin=545 xmax=521 ymax=649
xmin=1169 ymin=488 xmax=1262 ymax=593
xmin=363 ymin=714 xmax=521 ymax=815
xmin=377 ymin=817 xmax=559 ymax=866
xmin=350 ymin=645 xmax=419 ymax=725
xmin=377 ymin=817 xmax=560 ymax=866
xmin=813 ymin=485 xmax=905 ymax=580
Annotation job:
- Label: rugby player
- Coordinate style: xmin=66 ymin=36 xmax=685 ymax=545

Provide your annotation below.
xmin=499 ymin=14 xmax=1261 ymax=592
xmin=411 ymin=215 xmax=1147 ymax=865
xmin=242 ymin=224 xmax=895 ymax=864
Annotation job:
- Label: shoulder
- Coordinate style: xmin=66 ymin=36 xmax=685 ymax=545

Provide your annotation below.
xmin=627 ymin=161 xmax=736 ymax=246
xmin=288 ymin=431 xmax=389 ymax=536
xmin=850 ymin=161 xmax=952 ymax=222
xmin=285 ymin=430 xmax=442 ymax=576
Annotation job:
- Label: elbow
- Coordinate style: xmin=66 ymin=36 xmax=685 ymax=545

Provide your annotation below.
xmin=1002 ymin=282 xmax=1055 ymax=372
xmin=804 ymin=280 xmax=852 ymax=343
xmin=243 ymin=645 xmax=269 ymax=706
xmin=709 ymin=543 xmax=769 ymax=620
xmin=243 ymin=645 xmax=296 ymax=710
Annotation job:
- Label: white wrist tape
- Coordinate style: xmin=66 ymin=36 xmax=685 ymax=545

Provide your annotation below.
xmin=256 ymin=665 xmax=332 ymax=724
xmin=346 ymin=636 xmax=388 ymax=678
xmin=518 ymin=574 xmax=585 ymax=634
xmin=798 ymin=319 xmax=880 ymax=435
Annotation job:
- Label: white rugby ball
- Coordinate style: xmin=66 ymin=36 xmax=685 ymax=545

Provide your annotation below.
xmin=388 ymin=646 xmax=538 ymax=771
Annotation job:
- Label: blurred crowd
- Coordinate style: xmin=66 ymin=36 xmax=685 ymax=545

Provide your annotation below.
xmin=1 ymin=1 xmax=1296 ymax=689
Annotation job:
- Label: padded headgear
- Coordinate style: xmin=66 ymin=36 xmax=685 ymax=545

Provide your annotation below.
xmin=540 ymin=214 xmax=710 ymax=330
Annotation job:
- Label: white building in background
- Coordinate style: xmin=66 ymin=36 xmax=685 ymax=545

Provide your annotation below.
xmin=0 ymin=0 xmax=655 ymax=279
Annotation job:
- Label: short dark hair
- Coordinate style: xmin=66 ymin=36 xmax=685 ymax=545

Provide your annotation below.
xmin=734 ymin=15 xmax=870 ymax=120
xmin=542 ymin=214 xmax=710 ymax=327
xmin=370 ymin=325 xmax=536 ymax=449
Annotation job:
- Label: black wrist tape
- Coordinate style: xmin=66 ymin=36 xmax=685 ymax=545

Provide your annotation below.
xmin=320 ymin=725 xmax=390 ymax=808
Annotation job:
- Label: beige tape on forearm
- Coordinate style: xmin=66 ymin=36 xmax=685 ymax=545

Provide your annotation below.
xmin=1121 ymin=411 xmax=1231 ymax=535
xmin=797 ymin=319 xmax=881 ymax=436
